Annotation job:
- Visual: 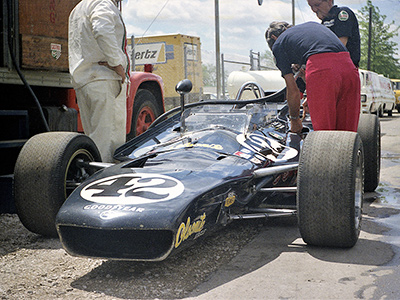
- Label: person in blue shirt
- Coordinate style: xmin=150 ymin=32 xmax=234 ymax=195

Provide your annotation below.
xmin=265 ymin=21 xmax=360 ymax=133
xmin=307 ymin=0 xmax=360 ymax=67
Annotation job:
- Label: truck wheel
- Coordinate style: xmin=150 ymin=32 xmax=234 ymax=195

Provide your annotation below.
xmin=128 ymin=89 xmax=161 ymax=140
xmin=14 ymin=132 xmax=101 ymax=237
xmin=297 ymin=131 xmax=363 ymax=248
xmin=357 ymin=114 xmax=380 ymax=192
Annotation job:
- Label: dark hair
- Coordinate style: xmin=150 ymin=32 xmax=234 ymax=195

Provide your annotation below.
xmin=265 ymin=21 xmax=291 ymax=49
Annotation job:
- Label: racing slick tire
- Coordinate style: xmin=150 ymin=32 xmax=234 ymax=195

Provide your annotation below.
xmin=297 ymin=131 xmax=364 ymax=248
xmin=128 ymin=89 xmax=162 ymax=140
xmin=14 ymin=132 xmax=101 ymax=237
xmin=357 ymin=114 xmax=380 ymax=192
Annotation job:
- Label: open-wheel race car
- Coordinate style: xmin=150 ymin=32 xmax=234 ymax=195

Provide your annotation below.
xmin=14 ymin=79 xmax=381 ymax=261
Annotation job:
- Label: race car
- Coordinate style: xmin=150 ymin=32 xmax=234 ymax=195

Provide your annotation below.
xmin=14 ymin=80 xmax=380 ymax=261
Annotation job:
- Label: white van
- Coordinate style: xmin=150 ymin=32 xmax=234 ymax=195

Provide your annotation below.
xmin=359 ymin=69 xmax=395 ymax=117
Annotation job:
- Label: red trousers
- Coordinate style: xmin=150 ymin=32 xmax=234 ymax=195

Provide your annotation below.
xmin=305 ymin=52 xmax=360 ymax=132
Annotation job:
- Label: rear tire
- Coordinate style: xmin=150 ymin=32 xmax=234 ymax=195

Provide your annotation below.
xmin=297 ymin=131 xmax=363 ymax=248
xmin=14 ymin=132 xmax=101 ymax=237
xmin=357 ymin=114 xmax=380 ymax=192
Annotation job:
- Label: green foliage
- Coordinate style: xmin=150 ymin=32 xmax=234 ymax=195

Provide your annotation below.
xmin=358 ymin=0 xmax=400 ymax=78
xmin=202 ymin=63 xmax=216 ymax=87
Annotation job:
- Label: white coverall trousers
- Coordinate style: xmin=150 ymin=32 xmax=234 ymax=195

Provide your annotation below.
xmin=75 ymin=80 xmax=127 ymax=163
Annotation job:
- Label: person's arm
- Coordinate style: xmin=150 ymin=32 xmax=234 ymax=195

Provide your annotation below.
xmin=98 ymin=62 xmax=125 ymax=82
xmin=283 ymin=73 xmax=303 ymax=133
xmin=90 ymin=1 xmax=127 ymax=79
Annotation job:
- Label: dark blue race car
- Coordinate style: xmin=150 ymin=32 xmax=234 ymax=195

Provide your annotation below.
xmin=14 ymin=80 xmax=380 ymax=261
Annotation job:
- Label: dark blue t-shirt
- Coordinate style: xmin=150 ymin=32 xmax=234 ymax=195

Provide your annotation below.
xmin=272 ymin=22 xmax=348 ymax=76
xmin=322 ymin=5 xmax=360 ymax=67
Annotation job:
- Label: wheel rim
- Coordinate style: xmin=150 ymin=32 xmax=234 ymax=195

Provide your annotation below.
xmin=354 ymin=149 xmax=363 ymax=230
xmin=64 ymin=149 xmax=95 ymax=198
xmin=136 ymin=106 xmax=156 ymax=136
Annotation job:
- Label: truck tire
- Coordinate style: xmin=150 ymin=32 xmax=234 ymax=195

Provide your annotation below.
xmin=128 ymin=89 xmax=162 ymax=140
xmin=14 ymin=132 xmax=101 ymax=237
xmin=297 ymin=131 xmax=363 ymax=248
xmin=357 ymin=114 xmax=380 ymax=192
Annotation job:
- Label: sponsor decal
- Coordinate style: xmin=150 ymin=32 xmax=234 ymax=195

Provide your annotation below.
xmin=51 ymin=43 xmax=61 ymax=60
xmin=268 ymin=132 xmax=284 ymax=141
xmin=250 ymin=157 xmax=263 ymax=165
xmin=175 ymin=213 xmax=206 ymax=248
xmin=236 ymin=133 xmax=298 ymax=162
xmin=225 ymin=192 xmax=236 ymax=207
xmin=83 ymin=204 xmax=145 ymax=212
xmin=338 ymin=10 xmax=349 ymax=21
xmin=80 ymin=173 xmax=184 ymax=205
xmin=233 ymin=151 xmax=251 ymax=159
xmin=133 ymin=42 xmax=166 ymax=65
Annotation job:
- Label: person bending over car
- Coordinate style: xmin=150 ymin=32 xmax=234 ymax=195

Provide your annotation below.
xmin=265 ymin=21 xmax=360 ymax=133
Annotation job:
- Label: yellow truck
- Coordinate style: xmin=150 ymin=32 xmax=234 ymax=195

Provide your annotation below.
xmin=130 ymin=34 xmax=203 ymax=110
xmin=391 ymin=79 xmax=400 ymax=113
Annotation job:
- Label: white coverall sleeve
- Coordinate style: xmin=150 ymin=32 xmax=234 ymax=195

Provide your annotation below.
xmin=89 ymin=1 xmax=126 ymax=68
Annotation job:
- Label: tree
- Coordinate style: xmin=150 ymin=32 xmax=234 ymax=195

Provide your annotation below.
xmin=202 ymin=63 xmax=216 ymax=87
xmin=358 ymin=0 xmax=400 ymax=78
xmin=261 ymin=50 xmax=277 ymax=70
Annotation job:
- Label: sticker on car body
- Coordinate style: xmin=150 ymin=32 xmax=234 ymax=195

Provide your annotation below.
xmin=236 ymin=133 xmax=298 ymax=162
xmin=80 ymin=173 xmax=184 ymax=205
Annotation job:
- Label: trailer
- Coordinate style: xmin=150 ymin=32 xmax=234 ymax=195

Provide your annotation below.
xmin=0 ymin=0 xmax=165 ymax=212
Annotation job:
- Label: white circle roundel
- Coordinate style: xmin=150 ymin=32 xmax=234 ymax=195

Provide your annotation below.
xmin=80 ymin=173 xmax=185 ymax=205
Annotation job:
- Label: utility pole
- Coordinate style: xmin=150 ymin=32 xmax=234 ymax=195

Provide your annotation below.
xmin=215 ymin=0 xmax=221 ymax=99
xmin=292 ymin=0 xmax=295 ymax=25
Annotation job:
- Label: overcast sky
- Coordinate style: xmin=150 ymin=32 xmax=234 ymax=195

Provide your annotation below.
xmin=121 ymin=0 xmax=400 ymax=66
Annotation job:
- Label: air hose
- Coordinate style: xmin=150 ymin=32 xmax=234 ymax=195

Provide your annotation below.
xmin=6 ymin=0 xmax=50 ymax=132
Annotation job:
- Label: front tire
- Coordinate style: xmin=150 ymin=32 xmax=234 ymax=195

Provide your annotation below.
xmin=14 ymin=132 xmax=101 ymax=237
xmin=297 ymin=131 xmax=364 ymax=248
xmin=127 ymin=89 xmax=162 ymax=140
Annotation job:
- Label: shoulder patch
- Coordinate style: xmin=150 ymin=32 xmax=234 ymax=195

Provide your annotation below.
xmin=338 ymin=10 xmax=349 ymax=21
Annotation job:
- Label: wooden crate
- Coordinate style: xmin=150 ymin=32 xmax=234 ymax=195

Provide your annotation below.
xmin=21 ymin=35 xmax=69 ymax=71
xmin=19 ymin=0 xmax=80 ymax=71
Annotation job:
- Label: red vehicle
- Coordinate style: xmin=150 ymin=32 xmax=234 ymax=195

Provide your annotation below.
xmin=0 ymin=0 xmax=164 ymax=211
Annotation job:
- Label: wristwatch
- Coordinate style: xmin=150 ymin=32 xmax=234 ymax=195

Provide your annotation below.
xmin=289 ymin=115 xmax=300 ymax=120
